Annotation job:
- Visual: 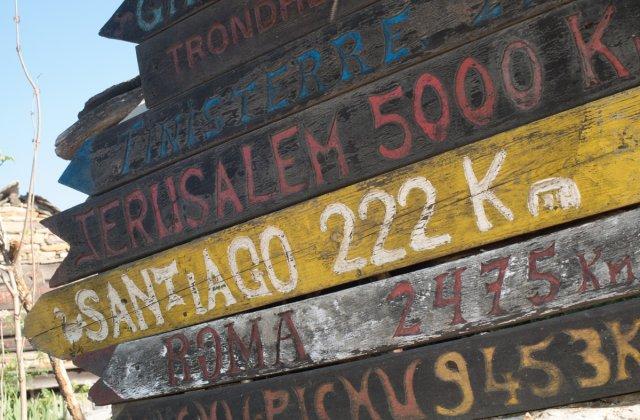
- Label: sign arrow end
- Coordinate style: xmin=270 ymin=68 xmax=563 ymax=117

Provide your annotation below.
xmin=59 ymin=137 xmax=96 ymax=195
xmin=89 ymin=379 xmax=125 ymax=406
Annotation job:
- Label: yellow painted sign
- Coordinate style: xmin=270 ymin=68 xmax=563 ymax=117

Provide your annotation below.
xmin=26 ymin=88 xmax=640 ymax=359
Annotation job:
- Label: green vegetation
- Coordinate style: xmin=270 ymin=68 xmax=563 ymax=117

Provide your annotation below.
xmin=0 ymin=151 xmax=13 ymax=167
xmin=1 ymin=362 xmax=89 ymax=420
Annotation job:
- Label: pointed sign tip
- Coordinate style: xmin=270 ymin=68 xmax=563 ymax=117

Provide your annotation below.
xmin=73 ymin=345 xmax=117 ymax=376
xmin=98 ymin=23 xmax=110 ymax=39
xmin=48 ymin=267 xmax=66 ymax=288
xmin=59 ymin=137 xmax=96 ymax=195
xmin=90 ymin=380 xmax=124 ymax=406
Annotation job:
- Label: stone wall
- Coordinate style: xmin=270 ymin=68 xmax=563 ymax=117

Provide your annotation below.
xmin=0 ymin=204 xmax=68 ymax=265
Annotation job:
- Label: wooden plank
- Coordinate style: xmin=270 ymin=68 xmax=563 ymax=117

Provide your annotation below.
xmin=100 ymin=0 xmax=220 ymax=43
xmin=78 ymin=208 xmax=640 ymax=405
xmin=0 ymin=350 xmax=75 ymax=371
xmin=26 ymin=87 xmax=640 ymax=359
xmin=63 ymin=0 xmax=584 ymax=197
xmin=51 ymin=0 xmax=640 ymax=282
xmin=2 ymin=337 xmax=35 ymax=352
xmin=27 ymin=371 xmax=98 ymax=391
xmin=137 ymin=0 xmax=379 ymax=108
xmin=112 ymin=297 xmax=640 ymax=419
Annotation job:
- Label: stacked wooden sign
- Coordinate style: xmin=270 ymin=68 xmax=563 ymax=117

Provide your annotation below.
xmin=25 ymin=0 xmax=640 ymax=417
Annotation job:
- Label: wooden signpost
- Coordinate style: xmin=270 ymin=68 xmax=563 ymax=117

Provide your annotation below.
xmin=137 ymin=0 xmax=379 ymax=107
xmin=49 ymin=0 xmax=640 ymax=284
xmin=79 ymin=208 xmax=640 ymax=405
xmin=27 ymin=0 xmax=640 ymax=415
xmin=62 ymin=0 xmax=633 ymax=197
xmin=25 ymin=88 xmax=640 ymax=359
xmin=100 ymin=0 xmax=219 ymax=43
xmin=112 ymin=297 xmax=640 ymax=419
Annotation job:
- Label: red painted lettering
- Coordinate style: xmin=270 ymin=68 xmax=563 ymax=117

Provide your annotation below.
xmin=255 ymin=0 xmax=277 ymax=33
xmin=374 ymin=360 xmax=425 ymax=419
xmin=99 ymin=199 xmax=128 ymax=257
xmin=279 ymin=0 xmax=304 ymax=21
xmin=482 ymin=256 xmax=510 ymax=316
xmin=216 ymin=161 xmax=244 ymax=218
xmin=304 ymin=114 xmax=349 ymax=186
xmin=455 ymin=57 xmax=496 ymax=126
xmin=230 ymin=7 xmax=254 ymax=45
xmin=501 ymin=40 xmax=543 ymax=110
xmin=179 ymin=167 xmax=211 ymax=229
xmin=166 ymin=43 xmax=183 ymax=75
xmin=226 ymin=318 xmax=265 ymax=375
xmin=293 ymin=387 xmax=310 ymax=420
xmin=185 ymin=35 xmax=206 ymax=68
xmin=74 ymin=209 xmax=101 ymax=265
xmin=197 ymin=326 xmax=223 ymax=381
xmin=207 ymin=22 xmax=229 ymax=55
xmin=242 ymin=396 xmax=254 ymax=420
xmin=528 ymin=242 xmax=560 ymax=305
xmin=578 ymin=250 xmax=603 ymax=293
xmin=275 ymin=310 xmax=308 ymax=365
xmin=264 ymin=389 xmax=289 ymax=420
xmin=271 ymin=126 xmax=306 ymax=195
xmin=434 ymin=267 xmax=467 ymax=325
xmin=124 ymin=189 xmax=152 ymax=248
xmin=566 ymin=5 xmax=630 ymax=87
xmin=314 ymin=383 xmax=334 ymax=420
xmin=208 ymin=401 xmax=233 ymax=420
xmin=386 ymin=281 xmax=421 ymax=337
xmin=164 ymin=333 xmax=191 ymax=386
xmin=253 ymin=0 xmax=278 ymax=33
xmin=150 ymin=177 xmax=184 ymax=239
xmin=242 ymin=145 xmax=275 ymax=204
xmin=368 ymin=85 xmax=413 ymax=159
xmin=339 ymin=370 xmax=381 ymax=420
xmin=607 ymin=256 xmax=636 ymax=286
xmin=413 ymin=72 xmax=450 ymax=142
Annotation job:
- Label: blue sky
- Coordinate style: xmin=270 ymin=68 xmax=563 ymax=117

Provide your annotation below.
xmin=0 ymin=1 xmax=138 ymax=210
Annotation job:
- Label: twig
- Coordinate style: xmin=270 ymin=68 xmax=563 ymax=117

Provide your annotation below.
xmin=8 ymin=272 xmax=26 ymax=420
xmin=11 ymin=2 xmax=85 ymax=419
xmin=12 ymin=0 xmax=40 ymax=276
xmin=0 ymin=313 xmax=6 ymax=420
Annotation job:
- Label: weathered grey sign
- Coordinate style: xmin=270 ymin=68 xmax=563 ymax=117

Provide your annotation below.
xmin=83 ymin=208 xmax=640 ymax=405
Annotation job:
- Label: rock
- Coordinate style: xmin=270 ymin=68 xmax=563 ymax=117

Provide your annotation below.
xmin=55 ymin=86 xmax=144 ymax=160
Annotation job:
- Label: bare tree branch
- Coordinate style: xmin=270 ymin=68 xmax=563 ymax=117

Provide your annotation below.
xmin=11 ymin=1 xmax=85 ymax=419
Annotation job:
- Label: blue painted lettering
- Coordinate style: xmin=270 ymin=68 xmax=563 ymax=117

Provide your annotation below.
xmin=234 ymin=81 xmax=257 ymax=125
xmin=330 ymin=31 xmax=374 ymax=82
xmin=120 ymin=120 xmax=145 ymax=175
xmin=266 ymin=64 xmax=290 ymax=113
xmin=137 ymin=0 xmax=163 ymax=32
xmin=382 ymin=7 xmax=411 ymax=65
xmin=201 ymin=96 xmax=224 ymax=140
xmin=297 ymin=49 xmax=326 ymax=100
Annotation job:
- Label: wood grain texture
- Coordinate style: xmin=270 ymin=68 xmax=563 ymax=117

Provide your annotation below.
xmin=63 ymin=0 xmax=581 ymax=196
xmin=137 ymin=0 xmax=378 ymax=108
xmin=79 ymin=208 xmax=640 ymax=405
xmin=26 ymin=87 xmax=640 ymax=359
xmin=55 ymin=88 xmax=144 ymax=160
xmin=52 ymin=0 xmax=640 ymax=283
xmin=100 ymin=0 xmax=220 ymax=43
xmin=112 ymin=297 xmax=640 ymax=419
